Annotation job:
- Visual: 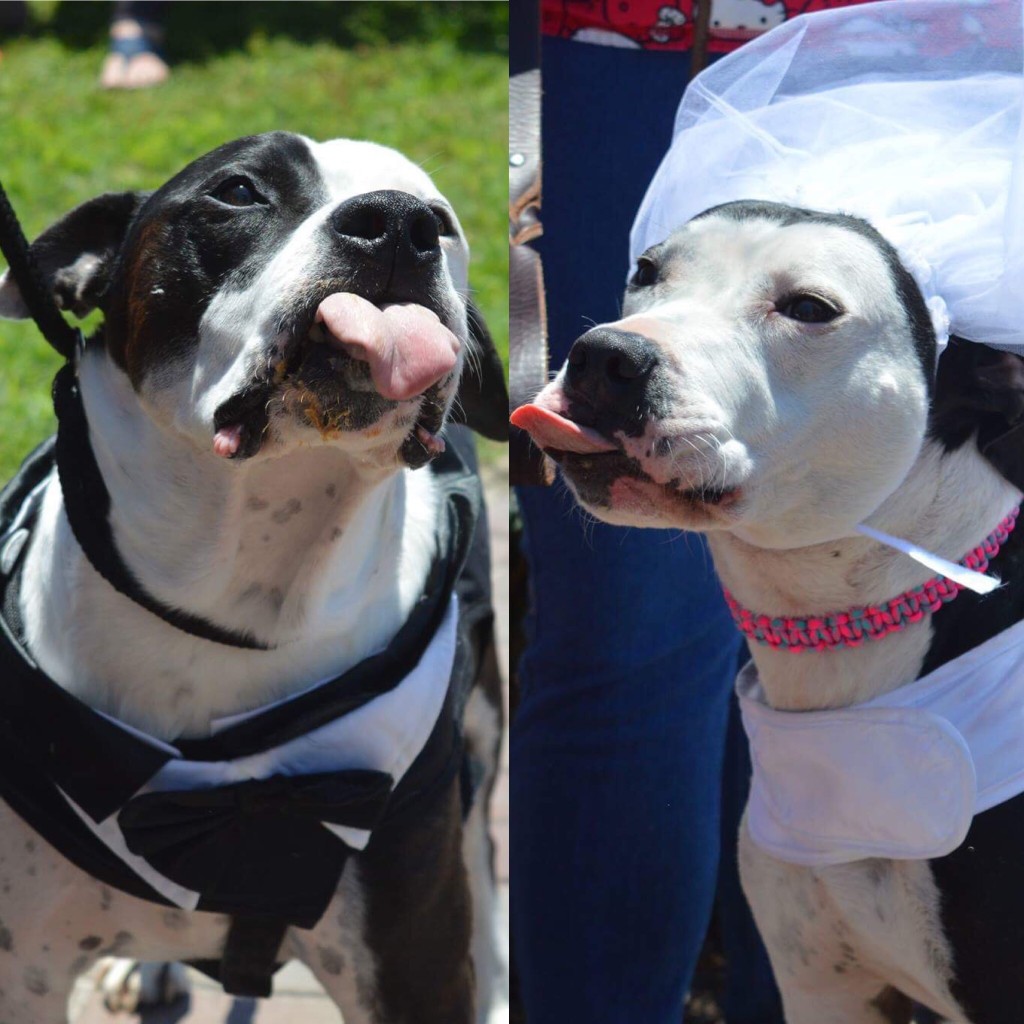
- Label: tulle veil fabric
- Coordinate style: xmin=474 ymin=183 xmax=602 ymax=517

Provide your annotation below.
xmin=631 ymin=0 xmax=1024 ymax=356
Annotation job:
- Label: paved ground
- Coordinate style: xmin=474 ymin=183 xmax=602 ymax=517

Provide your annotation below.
xmin=71 ymin=458 xmax=511 ymax=1023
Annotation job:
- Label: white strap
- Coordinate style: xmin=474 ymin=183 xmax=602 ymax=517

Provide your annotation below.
xmin=855 ymin=522 xmax=1001 ymax=595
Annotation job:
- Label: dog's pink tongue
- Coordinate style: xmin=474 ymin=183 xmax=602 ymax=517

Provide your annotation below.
xmin=316 ymin=293 xmax=459 ymax=402
xmin=213 ymin=424 xmax=243 ymax=458
xmin=510 ymin=404 xmax=617 ymax=455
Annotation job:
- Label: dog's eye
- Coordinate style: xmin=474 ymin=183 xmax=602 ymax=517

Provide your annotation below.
xmin=430 ymin=206 xmax=456 ymax=237
xmin=779 ymin=295 xmax=841 ymax=324
xmin=630 ymin=257 xmax=659 ymax=288
xmin=211 ymin=178 xmax=259 ymax=208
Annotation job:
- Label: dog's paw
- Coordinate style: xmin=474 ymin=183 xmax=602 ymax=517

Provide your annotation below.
xmin=98 ymin=958 xmax=190 ymax=1011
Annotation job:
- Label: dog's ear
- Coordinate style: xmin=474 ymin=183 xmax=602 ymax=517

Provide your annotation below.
xmin=932 ymin=336 xmax=1024 ymax=490
xmin=450 ymin=298 xmax=509 ymax=441
xmin=0 ymin=191 xmax=149 ymax=321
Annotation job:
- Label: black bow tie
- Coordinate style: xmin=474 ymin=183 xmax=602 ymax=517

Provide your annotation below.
xmin=118 ymin=769 xmax=394 ymax=926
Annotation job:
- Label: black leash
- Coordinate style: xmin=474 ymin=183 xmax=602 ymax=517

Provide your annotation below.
xmin=0 ymin=179 xmax=78 ymax=360
xmin=52 ymin=366 xmax=269 ymax=650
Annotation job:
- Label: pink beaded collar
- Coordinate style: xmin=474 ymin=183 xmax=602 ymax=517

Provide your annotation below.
xmin=725 ymin=508 xmax=1020 ymax=653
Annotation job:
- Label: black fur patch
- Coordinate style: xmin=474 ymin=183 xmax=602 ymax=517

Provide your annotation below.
xmin=448 ymin=299 xmax=509 ymax=442
xmin=918 ymin=493 xmax=1024 ymax=1021
xmin=927 ymin=791 xmax=1024 ymax=1023
xmin=102 ymin=131 xmax=329 ymax=384
xmin=929 ymin=336 xmax=1024 ymax=490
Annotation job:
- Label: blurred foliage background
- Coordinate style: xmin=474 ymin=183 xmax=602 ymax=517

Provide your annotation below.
xmin=0 ymin=0 xmax=508 ymax=476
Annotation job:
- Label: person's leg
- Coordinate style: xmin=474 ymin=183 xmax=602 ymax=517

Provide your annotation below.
xmin=513 ymin=483 xmax=738 ymax=1022
xmin=100 ymin=0 xmax=170 ymax=90
xmin=511 ymin=38 xmax=741 ymax=1023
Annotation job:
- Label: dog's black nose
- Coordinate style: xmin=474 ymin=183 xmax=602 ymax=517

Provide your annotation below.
xmin=565 ymin=329 xmax=659 ymax=415
xmin=331 ymin=190 xmax=440 ymax=272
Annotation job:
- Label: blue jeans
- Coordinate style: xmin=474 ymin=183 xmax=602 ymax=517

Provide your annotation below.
xmin=511 ymin=37 xmax=782 ymax=1023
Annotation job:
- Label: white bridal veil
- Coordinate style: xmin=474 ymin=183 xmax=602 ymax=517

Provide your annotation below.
xmin=630 ymin=0 xmax=1024 ymax=356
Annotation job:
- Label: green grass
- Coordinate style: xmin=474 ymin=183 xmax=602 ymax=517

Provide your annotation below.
xmin=0 ymin=1 xmax=507 ymax=478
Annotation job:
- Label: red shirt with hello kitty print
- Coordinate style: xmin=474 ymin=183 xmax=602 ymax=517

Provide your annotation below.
xmin=542 ymin=0 xmax=878 ymax=52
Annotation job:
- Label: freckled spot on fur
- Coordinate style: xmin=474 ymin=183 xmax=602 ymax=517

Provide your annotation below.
xmin=774 ymin=916 xmax=813 ymax=970
xmin=318 ymin=945 xmax=344 ymax=976
xmin=162 ymin=909 xmax=188 ymax=931
xmin=100 ymin=931 xmax=134 ymax=957
xmin=100 ymin=887 xmax=112 ymax=910
xmin=24 ymin=840 xmax=34 ymax=853
xmin=170 ymin=686 xmax=195 ymax=711
xmin=871 ymin=986 xmax=913 ymax=1023
xmin=356 ymin=972 xmax=381 ymax=1014
xmin=331 ymin=526 xmax=343 ymax=541
xmin=246 ymin=496 xmax=269 ymax=511
xmin=272 ymin=498 xmax=302 ymax=524
xmin=833 ymin=963 xmax=847 ymax=974
xmin=325 ymin=484 xmax=337 ymax=499
xmin=0 ymin=920 xmax=12 ymax=952
xmin=865 ymin=859 xmax=886 ymax=885
xmin=23 ymin=966 xmax=48 ymax=996
xmin=77 ymin=935 xmax=102 ymax=951
xmin=26 ymin=865 xmax=35 ymax=877
xmin=923 ymin=936 xmax=947 ymax=975
xmin=262 ymin=534 xmax=271 ymax=543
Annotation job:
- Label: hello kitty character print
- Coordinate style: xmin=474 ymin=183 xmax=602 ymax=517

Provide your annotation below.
xmin=542 ymin=0 xmax=878 ymax=52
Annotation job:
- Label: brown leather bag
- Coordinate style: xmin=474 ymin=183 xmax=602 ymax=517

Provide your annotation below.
xmin=509 ymin=0 xmax=553 ymax=486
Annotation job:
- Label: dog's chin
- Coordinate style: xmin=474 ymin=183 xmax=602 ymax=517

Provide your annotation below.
xmin=213 ymin=368 xmax=453 ymax=470
xmin=276 ymin=341 xmax=453 ymax=467
xmin=212 ymin=308 xmax=456 ymax=468
xmin=556 ymin=450 xmax=742 ymax=530
xmin=261 ymin=387 xmax=451 ymax=473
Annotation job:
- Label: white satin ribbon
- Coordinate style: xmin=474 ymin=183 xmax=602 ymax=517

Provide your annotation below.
xmin=855 ymin=523 xmax=1001 ymax=596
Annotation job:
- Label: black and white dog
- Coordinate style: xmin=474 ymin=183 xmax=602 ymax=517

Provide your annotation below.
xmin=513 ymin=201 xmax=1024 ymax=1023
xmin=0 ymin=131 xmax=508 ymax=1024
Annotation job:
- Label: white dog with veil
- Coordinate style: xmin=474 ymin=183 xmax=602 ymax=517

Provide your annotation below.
xmin=513 ymin=1 xmax=1024 ymax=1020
